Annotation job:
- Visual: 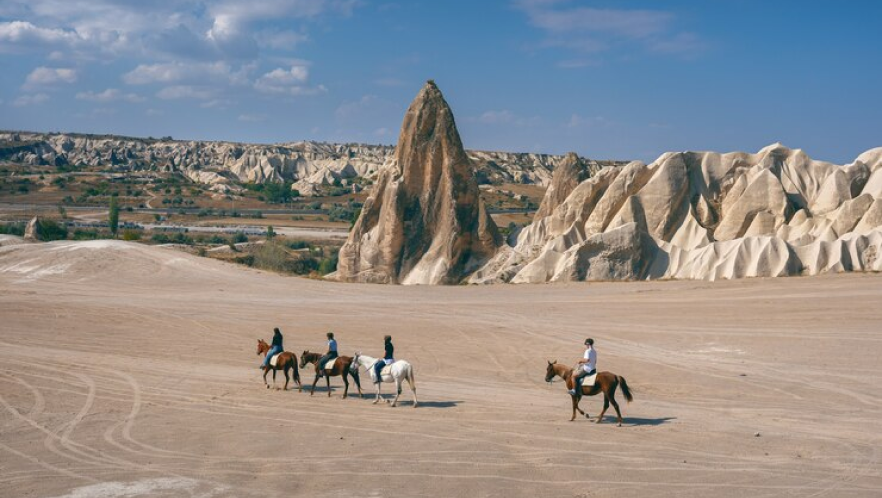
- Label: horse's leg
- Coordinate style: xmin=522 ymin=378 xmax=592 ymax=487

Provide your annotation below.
xmin=390 ymin=378 xmax=402 ymax=407
xmin=574 ymin=395 xmax=588 ymax=419
xmin=272 ymin=369 xmax=279 ymax=390
xmin=325 ymin=372 xmax=332 ymax=398
xmin=608 ymin=389 xmax=623 ymax=427
xmin=352 ymin=370 xmax=363 ymax=397
xmin=597 ymin=393 xmax=610 ymax=424
xmin=373 ymin=375 xmax=381 ymax=404
xmin=283 ymin=365 xmax=290 ymax=391
xmin=570 ymin=395 xmax=578 ymax=421
xmin=310 ymin=368 xmax=320 ymax=396
xmin=341 ymin=369 xmax=349 ymax=399
xmin=263 ymin=367 xmax=270 ymax=389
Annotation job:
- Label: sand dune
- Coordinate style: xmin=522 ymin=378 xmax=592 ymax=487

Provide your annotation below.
xmin=2 ymin=240 xmax=882 ymax=497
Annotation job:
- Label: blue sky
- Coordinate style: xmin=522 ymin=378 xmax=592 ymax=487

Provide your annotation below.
xmin=1 ymin=1 xmax=880 ymax=163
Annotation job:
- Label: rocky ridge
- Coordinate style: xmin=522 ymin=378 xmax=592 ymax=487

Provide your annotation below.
xmin=0 ymin=131 xmax=619 ymax=193
xmin=470 ymin=144 xmax=882 ymax=283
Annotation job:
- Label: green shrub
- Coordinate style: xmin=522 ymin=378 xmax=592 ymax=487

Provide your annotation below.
xmin=72 ymin=229 xmax=100 ymax=240
xmin=232 ymin=232 xmax=248 ymax=243
xmin=38 ymin=219 xmax=68 ymax=241
xmin=121 ymin=229 xmax=141 ymax=241
xmin=0 ymin=223 xmax=25 ymax=236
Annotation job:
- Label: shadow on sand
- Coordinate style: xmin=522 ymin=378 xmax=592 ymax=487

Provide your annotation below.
xmin=614 ymin=416 xmax=675 ymax=426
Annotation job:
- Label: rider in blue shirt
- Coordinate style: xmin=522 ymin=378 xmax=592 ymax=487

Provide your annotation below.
xmin=317 ymin=332 xmax=338 ymax=374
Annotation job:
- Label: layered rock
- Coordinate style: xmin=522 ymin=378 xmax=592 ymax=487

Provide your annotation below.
xmin=24 ymin=217 xmax=42 ymax=241
xmin=335 ymin=81 xmax=501 ymax=284
xmin=471 ymin=144 xmax=882 ymax=283
xmin=0 ymin=131 xmax=621 ymax=190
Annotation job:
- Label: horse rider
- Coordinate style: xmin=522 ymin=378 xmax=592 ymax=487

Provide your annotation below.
xmin=262 ymin=327 xmax=284 ymax=369
xmin=316 ymin=332 xmax=338 ymax=374
xmin=568 ymin=338 xmax=597 ymax=395
xmin=373 ymin=335 xmax=394 ymax=383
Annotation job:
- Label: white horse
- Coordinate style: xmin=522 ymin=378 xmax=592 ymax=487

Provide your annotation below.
xmin=350 ymin=352 xmax=418 ymax=407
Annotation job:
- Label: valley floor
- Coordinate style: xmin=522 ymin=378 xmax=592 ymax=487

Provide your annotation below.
xmin=1 ymin=240 xmax=881 ymax=497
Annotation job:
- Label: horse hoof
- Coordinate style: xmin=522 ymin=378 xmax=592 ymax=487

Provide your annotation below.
xmin=413 ymin=404 xmax=418 ymax=408
xmin=390 ymin=404 xmax=396 ymax=408
xmin=265 ymin=385 xmax=269 ymax=389
xmin=617 ymin=422 xmax=622 ymax=427
xmin=372 ymin=400 xmax=378 ymax=405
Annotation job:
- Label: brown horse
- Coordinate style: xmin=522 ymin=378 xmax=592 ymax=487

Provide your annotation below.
xmin=299 ymin=351 xmax=363 ymax=398
xmin=545 ymin=360 xmax=633 ymax=426
xmin=257 ymin=339 xmax=301 ymax=391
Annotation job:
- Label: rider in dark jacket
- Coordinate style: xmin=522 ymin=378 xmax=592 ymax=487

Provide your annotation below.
xmin=262 ymin=327 xmax=284 ymax=369
xmin=373 ymin=335 xmax=394 ymax=383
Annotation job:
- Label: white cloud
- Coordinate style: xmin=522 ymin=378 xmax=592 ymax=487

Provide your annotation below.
xmin=157 ymin=85 xmax=217 ymax=100
xmin=471 ymin=109 xmax=542 ymax=127
xmin=255 ymin=29 xmax=309 ymax=50
xmin=0 ymin=21 xmax=81 ymax=50
xmin=254 ymin=65 xmax=324 ymax=95
xmin=76 ymin=88 xmax=144 ymax=103
xmin=123 ymin=62 xmax=247 ymax=86
xmin=514 ymin=0 xmax=705 ymax=58
xmin=23 ymin=67 xmax=77 ymax=89
xmin=200 ymin=99 xmax=233 ymax=109
xmin=238 ymin=113 xmax=266 ymax=122
xmin=13 ymin=93 xmax=50 ymax=106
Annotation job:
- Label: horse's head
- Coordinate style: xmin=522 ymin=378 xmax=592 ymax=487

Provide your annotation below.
xmin=349 ymin=352 xmax=361 ymax=374
xmin=299 ymin=351 xmax=310 ymax=369
xmin=257 ymin=339 xmax=268 ymax=356
xmin=545 ymin=360 xmax=558 ymax=383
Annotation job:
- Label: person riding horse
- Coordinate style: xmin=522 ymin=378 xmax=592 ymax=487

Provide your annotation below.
xmin=568 ymin=338 xmax=597 ymax=395
xmin=316 ymin=332 xmax=338 ymax=374
xmin=261 ymin=327 xmax=284 ymax=369
xmin=372 ymin=335 xmax=394 ymax=384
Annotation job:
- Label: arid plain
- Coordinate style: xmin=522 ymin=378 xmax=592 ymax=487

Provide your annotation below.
xmin=2 ymin=239 xmax=881 ymax=497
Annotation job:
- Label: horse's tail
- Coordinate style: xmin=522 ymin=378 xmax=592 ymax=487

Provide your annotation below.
xmin=406 ymin=364 xmax=416 ymax=391
xmin=618 ymin=375 xmax=633 ymax=402
xmin=292 ymin=355 xmax=301 ymax=383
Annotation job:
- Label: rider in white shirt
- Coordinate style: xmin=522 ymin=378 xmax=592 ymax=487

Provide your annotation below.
xmin=568 ymin=338 xmax=597 ymax=395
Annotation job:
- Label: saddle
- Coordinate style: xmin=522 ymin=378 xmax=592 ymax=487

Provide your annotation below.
xmin=269 ymin=353 xmax=282 ymax=367
xmin=371 ymin=361 xmax=394 ymax=381
xmin=577 ymin=372 xmax=598 ymax=388
xmin=322 ymin=357 xmax=337 ymax=370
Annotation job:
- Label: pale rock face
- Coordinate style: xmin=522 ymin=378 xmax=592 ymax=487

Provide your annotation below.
xmin=24 ymin=217 xmax=42 ymax=241
xmin=535 ymin=152 xmax=589 ymax=219
xmin=471 ymin=143 xmax=882 ymax=284
xmin=335 ymin=81 xmax=501 ymax=285
xmin=0 ymin=132 xmax=617 ymax=191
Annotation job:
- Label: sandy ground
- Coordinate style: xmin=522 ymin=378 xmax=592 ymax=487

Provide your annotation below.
xmin=1 ymin=239 xmax=881 ymax=498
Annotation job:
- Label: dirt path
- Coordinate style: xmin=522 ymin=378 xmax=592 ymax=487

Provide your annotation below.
xmin=1 ymin=241 xmax=881 ymax=497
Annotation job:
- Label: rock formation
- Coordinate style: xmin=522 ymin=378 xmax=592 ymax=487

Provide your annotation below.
xmin=534 ymin=152 xmax=590 ymax=219
xmin=470 ymin=144 xmax=882 ymax=283
xmin=24 ymin=217 xmax=42 ymax=241
xmin=335 ymin=81 xmax=501 ymax=284
xmin=0 ymin=132 xmax=621 ymax=192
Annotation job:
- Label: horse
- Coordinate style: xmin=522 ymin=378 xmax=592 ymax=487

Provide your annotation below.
xmin=350 ymin=352 xmax=418 ymax=408
xmin=256 ymin=339 xmax=301 ymax=391
xmin=299 ymin=351 xmax=363 ymax=398
xmin=545 ymin=360 xmax=633 ymax=426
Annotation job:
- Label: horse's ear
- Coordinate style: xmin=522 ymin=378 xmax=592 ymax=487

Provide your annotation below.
xmin=552 ymin=360 xmax=557 ymax=364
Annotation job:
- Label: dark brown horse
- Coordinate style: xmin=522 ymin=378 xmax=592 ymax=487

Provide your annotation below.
xmin=299 ymin=351 xmax=363 ymax=398
xmin=257 ymin=339 xmax=301 ymax=391
xmin=545 ymin=360 xmax=633 ymax=425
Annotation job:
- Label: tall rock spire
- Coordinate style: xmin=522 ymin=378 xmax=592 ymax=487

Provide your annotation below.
xmin=335 ymin=80 xmax=501 ymax=284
